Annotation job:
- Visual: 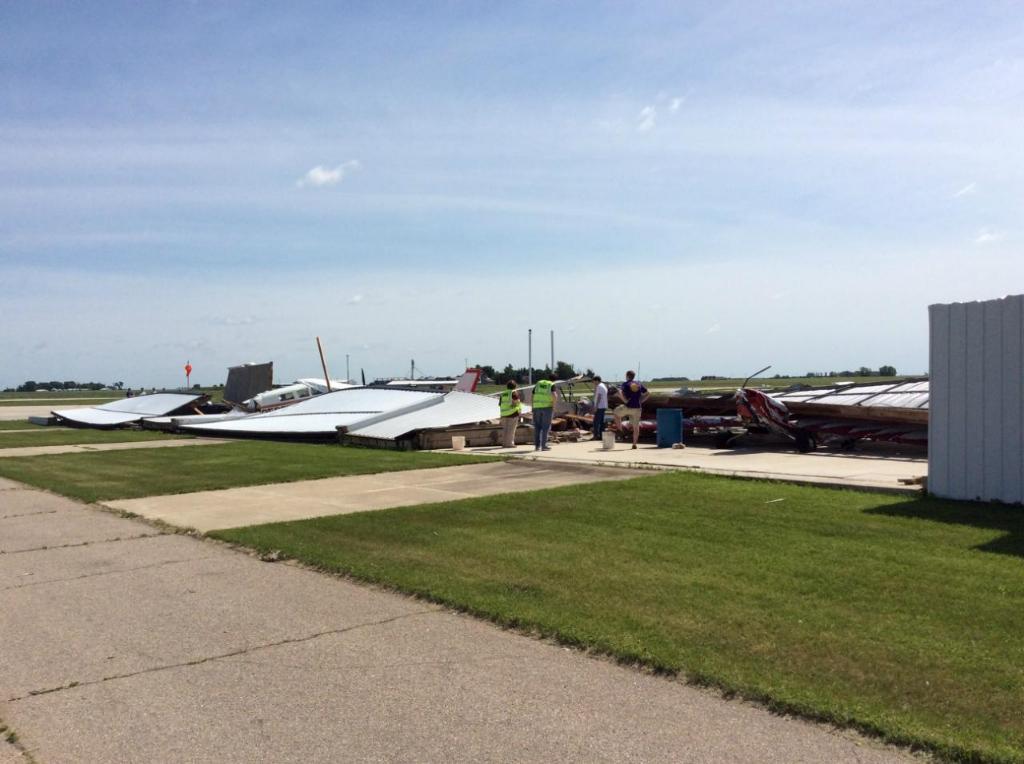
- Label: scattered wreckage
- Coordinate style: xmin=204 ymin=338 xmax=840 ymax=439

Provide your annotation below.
xmin=612 ymin=374 xmax=929 ymax=452
xmin=45 ymin=354 xmax=930 ymax=454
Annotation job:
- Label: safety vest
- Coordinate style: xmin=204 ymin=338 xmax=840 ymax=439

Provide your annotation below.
xmin=499 ymin=389 xmax=521 ymax=417
xmin=533 ymin=379 xmax=554 ymax=409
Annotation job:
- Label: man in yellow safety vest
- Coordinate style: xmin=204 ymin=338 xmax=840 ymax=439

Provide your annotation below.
xmin=499 ymin=380 xmax=522 ymax=448
xmin=532 ymin=378 xmax=557 ymax=451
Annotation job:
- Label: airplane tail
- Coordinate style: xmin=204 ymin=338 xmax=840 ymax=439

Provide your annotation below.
xmin=735 ymin=387 xmax=796 ymax=438
xmin=455 ymin=368 xmax=482 ymax=393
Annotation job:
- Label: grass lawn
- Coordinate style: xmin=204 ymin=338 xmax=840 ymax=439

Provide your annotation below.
xmin=0 ymin=391 xmax=123 ymax=401
xmin=0 ymin=441 xmax=495 ymax=503
xmin=0 ymin=428 xmax=182 ymax=449
xmin=0 ymin=422 xmax=55 ymax=431
xmin=0 ymin=397 xmax=119 ymax=407
xmin=214 ymin=471 xmax=1024 ymax=762
xmin=0 ymin=387 xmax=224 ymax=405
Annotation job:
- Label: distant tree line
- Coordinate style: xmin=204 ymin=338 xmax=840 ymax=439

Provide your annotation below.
xmin=473 ymin=361 xmax=593 ymax=385
xmin=6 ymin=380 xmax=122 ymax=393
xmin=650 ymin=366 xmax=900 ymax=382
xmin=804 ymin=366 xmax=898 ymax=378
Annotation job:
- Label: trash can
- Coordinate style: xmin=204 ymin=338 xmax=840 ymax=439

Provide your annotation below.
xmin=656 ymin=409 xmax=683 ymax=448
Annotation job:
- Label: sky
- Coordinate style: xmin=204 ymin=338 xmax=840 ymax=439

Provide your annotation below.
xmin=2 ymin=1 xmax=1022 ymax=388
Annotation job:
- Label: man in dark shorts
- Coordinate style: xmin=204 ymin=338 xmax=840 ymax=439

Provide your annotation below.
xmin=613 ymin=370 xmax=648 ymax=449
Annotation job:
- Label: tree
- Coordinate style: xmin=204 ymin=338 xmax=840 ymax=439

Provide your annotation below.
xmin=878 ymin=365 xmax=897 ymax=376
xmin=553 ymin=360 xmax=576 ymax=380
xmin=17 ymin=381 xmax=38 ymax=392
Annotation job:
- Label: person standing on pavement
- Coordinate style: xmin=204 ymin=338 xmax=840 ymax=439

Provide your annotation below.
xmin=613 ymin=370 xmax=649 ymax=449
xmin=591 ymin=376 xmax=608 ymax=441
xmin=531 ymin=378 xmax=557 ymax=451
xmin=499 ymin=380 xmax=522 ymax=448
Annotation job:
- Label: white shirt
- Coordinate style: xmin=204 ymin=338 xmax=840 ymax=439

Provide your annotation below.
xmin=594 ymin=382 xmax=608 ymax=409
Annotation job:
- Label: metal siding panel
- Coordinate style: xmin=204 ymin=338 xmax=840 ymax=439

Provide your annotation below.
xmin=928 ymin=303 xmax=951 ymax=497
xmin=53 ymin=394 xmax=205 ymax=427
xmin=1004 ymin=296 xmax=1024 ymax=503
xmin=982 ymin=300 xmax=1004 ymax=500
xmin=964 ymin=302 xmax=986 ymax=500
xmin=254 ymin=388 xmax=437 ymax=417
xmin=350 ymin=393 xmax=500 ymax=439
xmin=946 ymin=302 xmax=968 ymax=499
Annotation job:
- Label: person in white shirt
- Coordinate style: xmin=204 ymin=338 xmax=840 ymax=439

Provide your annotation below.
xmin=591 ymin=376 xmax=608 ymax=440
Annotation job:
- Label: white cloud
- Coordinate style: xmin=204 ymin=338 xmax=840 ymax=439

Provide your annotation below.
xmin=637 ymin=106 xmax=656 ymax=132
xmin=297 ymin=160 xmax=360 ymax=188
xmin=974 ymin=227 xmax=1004 ymax=244
xmin=669 ymin=97 xmax=685 ymax=112
xmin=952 ymin=182 xmax=977 ymax=197
xmin=348 ymin=293 xmax=364 ymax=304
xmin=706 ymin=322 xmax=721 ymax=334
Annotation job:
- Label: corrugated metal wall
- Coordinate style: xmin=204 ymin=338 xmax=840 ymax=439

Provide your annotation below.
xmin=929 ymin=294 xmax=1024 ymax=503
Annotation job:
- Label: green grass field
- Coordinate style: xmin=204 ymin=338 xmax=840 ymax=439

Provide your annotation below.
xmin=0 ymin=428 xmax=182 ymax=449
xmin=0 ymin=441 xmax=495 ymax=503
xmin=215 ymin=472 xmax=1024 ymax=762
xmin=0 ymin=386 xmax=224 ymax=406
xmin=0 ymin=397 xmax=120 ymax=407
xmin=0 ymin=390 xmax=123 ymax=400
xmin=0 ymin=421 xmax=54 ymax=431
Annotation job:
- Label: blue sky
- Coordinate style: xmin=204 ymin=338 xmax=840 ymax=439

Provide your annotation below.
xmin=2 ymin=1 xmax=1022 ymax=387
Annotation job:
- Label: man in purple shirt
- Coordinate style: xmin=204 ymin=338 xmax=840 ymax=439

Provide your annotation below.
xmin=613 ymin=370 xmax=648 ymax=449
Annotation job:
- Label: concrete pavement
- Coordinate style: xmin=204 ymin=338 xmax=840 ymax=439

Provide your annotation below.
xmin=0 ymin=407 xmax=57 ymax=422
xmin=105 ymin=461 xmax=639 ymax=532
xmin=0 ymin=480 xmax=914 ymax=763
xmin=453 ymin=440 xmax=927 ymax=493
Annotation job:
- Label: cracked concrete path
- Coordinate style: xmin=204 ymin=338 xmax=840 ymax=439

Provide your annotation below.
xmin=104 ymin=461 xmax=639 ymax=532
xmin=0 ymin=437 xmax=226 ymax=459
xmin=0 ymin=481 xmax=915 ymax=763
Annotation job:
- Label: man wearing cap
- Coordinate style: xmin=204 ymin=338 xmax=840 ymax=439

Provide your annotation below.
xmin=498 ymin=380 xmax=522 ymax=448
xmin=613 ymin=370 xmax=648 ymax=449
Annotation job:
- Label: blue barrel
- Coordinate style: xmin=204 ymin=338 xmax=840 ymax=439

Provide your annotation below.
xmin=656 ymin=408 xmax=684 ymax=448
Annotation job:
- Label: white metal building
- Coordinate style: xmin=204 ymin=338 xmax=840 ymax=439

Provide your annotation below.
xmin=929 ymin=294 xmax=1024 ymax=503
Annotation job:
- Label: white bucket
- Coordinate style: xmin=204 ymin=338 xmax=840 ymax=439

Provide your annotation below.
xmin=451 ymin=435 xmax=466 ymax=451
xmin=602 ymin=431 xmax=616 ymax=450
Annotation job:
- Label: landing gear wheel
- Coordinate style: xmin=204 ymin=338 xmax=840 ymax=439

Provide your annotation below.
xmin=795 ymin=431 xmax=817 ymax=453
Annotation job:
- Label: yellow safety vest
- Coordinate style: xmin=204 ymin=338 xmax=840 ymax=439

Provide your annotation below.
xmin=500 ymin=389 xmax=521 ymax=417
xmin=533 ymin=380 xmax=554 ymax=409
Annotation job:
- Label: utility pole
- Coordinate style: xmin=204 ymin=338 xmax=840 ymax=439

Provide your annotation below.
xmin=528 ymin=329 xmax=533 ymax=385
xmin=345 ymin=354 xmax=350 ymax=382
xmin=550 ymin=330 xmax=554 ymax=375
xmin=410 ymin=359 xmax=415 ymax=380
